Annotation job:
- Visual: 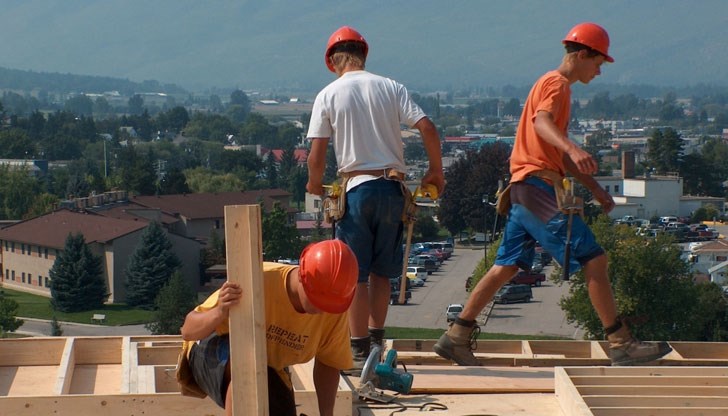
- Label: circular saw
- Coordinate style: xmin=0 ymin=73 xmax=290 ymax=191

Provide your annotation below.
xmin=357 ymin=345 xmax=413 ymax=403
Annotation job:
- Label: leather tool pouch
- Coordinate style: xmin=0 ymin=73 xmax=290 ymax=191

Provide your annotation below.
xmin=401 ymin=182 xmax=417 ymax=224
xmin=176 ymin=348 xmax=207 ymax=398
xmin=495 ymin=184 xmax=512 ymax=216
xmin=322 ymin=178 xmax=348 ymax=224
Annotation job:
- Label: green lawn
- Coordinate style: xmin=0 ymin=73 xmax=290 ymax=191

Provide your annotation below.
xmin=2 ymin=288 xmax=154 ymax=326
xmin=3 ymin=288 xmax=566 ymax=340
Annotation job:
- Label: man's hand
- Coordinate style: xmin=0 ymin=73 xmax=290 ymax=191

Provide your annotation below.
xmin=306 ymin=180 xmax=325 ymax=196
xmin=217 ymin=281 xmax=242 ymax=317
xmin=421 ymin=168 xmax=445 ymax=198
xmin=565 ymin=145 xmax=598 ymax=176
xmin=592 ymin=186 xmax=615 ymax=214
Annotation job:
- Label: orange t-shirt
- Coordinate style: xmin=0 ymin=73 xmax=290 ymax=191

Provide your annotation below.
xmin=510 ymin=70 xmax=571 ymax=183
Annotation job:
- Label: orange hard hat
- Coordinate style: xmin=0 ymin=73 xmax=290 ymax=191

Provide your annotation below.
xmin=299 ymin=239 xmax=358 ymax=313
xmin=325 ymin=26 xmax=368 ymax=72
xmin=562 ymin=22 xmax=614 ymax=63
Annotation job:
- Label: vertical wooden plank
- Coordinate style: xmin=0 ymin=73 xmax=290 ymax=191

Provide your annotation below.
xmin=120 ymin=337 xmax=131 ymax=394
xmin=225 ymin=205 xmax=268 ymax=416
xmin=54 ymin=337 xmax=76 ymax=395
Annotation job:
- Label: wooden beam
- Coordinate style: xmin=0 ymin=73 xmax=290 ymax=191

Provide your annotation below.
xmin=225 ymin=205 xmax=268 ymax=415
xmin=555 ymin=367 xmax=593 ymax=416
xmin=54 ymin=338 xmax=75 ymax=395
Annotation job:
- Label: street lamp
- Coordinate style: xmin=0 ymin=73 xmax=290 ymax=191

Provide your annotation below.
xmin=482 ymin=194 xmax=488 ymax=261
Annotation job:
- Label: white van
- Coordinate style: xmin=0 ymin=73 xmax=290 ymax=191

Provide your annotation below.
xmin=659 ymin=216 xmax=678 ymax=225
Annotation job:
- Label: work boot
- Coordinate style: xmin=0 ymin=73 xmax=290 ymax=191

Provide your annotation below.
xmin=606 ymin=318 xmax=672 ymax=366
xmin=369 ymin=327 xmax=385 ymax=352
xmin=350 ymin=336 xmax=371 ymax=371
xmin=433 ymin=318 xmax=482 ymax=366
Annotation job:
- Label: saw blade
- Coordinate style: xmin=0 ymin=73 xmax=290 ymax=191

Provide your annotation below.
xmin=360 ymin=344 xmax=382 ymax=385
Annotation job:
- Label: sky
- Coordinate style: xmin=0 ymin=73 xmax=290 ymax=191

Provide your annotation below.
xmin=0 ymin=0 xmax=726 ymax=94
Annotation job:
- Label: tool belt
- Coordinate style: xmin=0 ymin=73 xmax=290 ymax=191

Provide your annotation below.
xmin=340 ymin=168 xmax=406 ymax=181
xmin=337 ymin=168 xmax=415 ymax=224
xmin=495 ymin=184 xmax=512 ymax=216
xmin=322 ymin=177 xmax=349 ymax=224
xmin=529 ymin=170 xmax=584 ymax=216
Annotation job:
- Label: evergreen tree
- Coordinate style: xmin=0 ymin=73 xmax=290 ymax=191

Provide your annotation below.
xmin=145 ymin=271 xmax=197 ymax=335
xmin=50 ymin=233 xmax=107 ymax=312
xmin=262 ymin=203 xmax=303 ymax=260
xmin=0 ymin=290 xmax=24 ymax=337
xmin=646 ymin=127 xmax=683 ymax=175
xmin=50 ymin=315 xmax=63 ymax=336
xmin=125 ymin=222 xmax=182 ymax=309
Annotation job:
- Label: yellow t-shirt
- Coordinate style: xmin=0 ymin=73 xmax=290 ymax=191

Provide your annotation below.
xmin=510 ymin=70 xmax=571 ymax=183
xmin=183 ymin=262 xmax=352 ymax=386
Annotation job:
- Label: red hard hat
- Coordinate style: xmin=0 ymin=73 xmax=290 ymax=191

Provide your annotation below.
xmin=562 ymin=22 xmax=614 ymax=63
xmin=325 ymin=26 xmax=369 ymax=72
xmin=299 ymin=239 xmax=358 ymax=313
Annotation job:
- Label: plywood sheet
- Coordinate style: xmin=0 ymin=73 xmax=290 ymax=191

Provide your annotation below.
xmin=0 ymin=366 xmax=57 ymax=396
xmin=404 ymin=365 xmax=555 ymax=394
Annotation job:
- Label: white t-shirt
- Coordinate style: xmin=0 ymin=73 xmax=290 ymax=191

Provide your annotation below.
xmin=307 ymin=70 xmax=427 ymax=176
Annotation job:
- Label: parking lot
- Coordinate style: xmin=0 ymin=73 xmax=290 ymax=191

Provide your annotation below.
xmin=385 ymin=245 xmax=583 ymax=339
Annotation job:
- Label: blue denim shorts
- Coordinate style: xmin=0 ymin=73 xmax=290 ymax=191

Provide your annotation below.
xmin=495 ymin=177 xmax=604 ymax=275
xmin=337 ymin=178 xmax=404 ymax=282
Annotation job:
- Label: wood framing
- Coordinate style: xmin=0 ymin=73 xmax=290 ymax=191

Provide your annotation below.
xmin=0 ymin=336 xmax=352 ymax=416
xmin=390 ymin=339 xmax=728 ymax=367
xmin=224 ymin=205 xmax=268 ymax=415
xmin=555 ymin=366 xmax=728 ymax=416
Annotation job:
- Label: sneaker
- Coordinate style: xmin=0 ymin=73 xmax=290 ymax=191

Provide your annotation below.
xmin=609 ymin=338 xmax=672 ymax=366
xmin=433 ymin=321 xmax=481 ymax=366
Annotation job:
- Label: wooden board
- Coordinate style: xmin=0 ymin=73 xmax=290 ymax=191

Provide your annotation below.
xmin=556 ymin=366 xmax=728 ymax=416
xmin=0 ymin=336 xmax=353 ymax=416
xmin=345 ymin=365 xmax=555 ymax=394
xmin=225 ymin=205 xmax=269 ymax=415
xmin=391 ymin=339 xmax=728 ymax=366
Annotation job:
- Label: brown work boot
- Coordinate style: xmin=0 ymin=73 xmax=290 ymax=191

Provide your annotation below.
xmin=433 ymin=318 xmax=481 ymax=366
xmin=606 ymin=318 xmax=672 ymax=366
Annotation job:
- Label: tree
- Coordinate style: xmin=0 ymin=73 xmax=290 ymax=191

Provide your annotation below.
xmin=145 ymin=271 xmax=197 ymax=335
xmin=50 ymin=315 xmax=63 ymax=336
xmin=64 ymin=94 xmax=94 ymax=117
xmin=0 ymin=290 xmax=23 ymax=337
xmin=646 ymin=128 xmax=683 ymax=174
xmin=559 ymin=217 xmax=727 ymax=341
xmin=414 ymin=212 xmax=441 ymax=241
xmin=50 ymin=233 xmax=107 ymax=313
xmin=201 ymin=229 xmax=226 ymax=269
xmin=125 ymin=222 xmax=182 ymax=309
xmin=159 ymin=166 xmax=190 ymax=195
xmin=438 ymin=143 xmax=510 ymax=238
xmin=262 ymin=203 xmax=303 ymax=260
xmin=157 ymin=106 xmax=190 ymax=133
xmin=128 ymin=94 xmax=145 ymax=116
xmin=0 ymin=128 xmax=36 ymax=158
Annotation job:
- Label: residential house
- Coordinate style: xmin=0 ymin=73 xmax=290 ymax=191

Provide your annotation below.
xmin=689 ymin=239 xmax=728 ymax=284
xmin=0 ymin=209 xmax=202 ymax=303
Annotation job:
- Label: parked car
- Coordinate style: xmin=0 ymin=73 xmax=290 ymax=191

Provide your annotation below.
xmin=510 ymin=270 xmax=546 ymax=287
xmin=408 ymin=256 xmax=438 ymax=274
xmin=389 ymin=287 xmax=412 ymax=305
xmin=446 ymin=303 xmax=464 ymax=322
xmin=533 ymin=251 xmax=552 ymax=267
xmin=493 ymin=284 xmax=532 ymax=304
xmin=409 ymin=277 xmax=425 ymax=287
xmin=407 ymin=266 xmax=427 ymax=281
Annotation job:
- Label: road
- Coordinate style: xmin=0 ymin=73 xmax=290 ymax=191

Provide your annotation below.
xmin=386 ymin=245 xmax=583 ymax=339
xmin=22 ymin=237 xmax=648 ymax=338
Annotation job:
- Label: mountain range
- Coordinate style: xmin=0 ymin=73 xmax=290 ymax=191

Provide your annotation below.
xmin=0 ymin=0 xmax=726 ymax=95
